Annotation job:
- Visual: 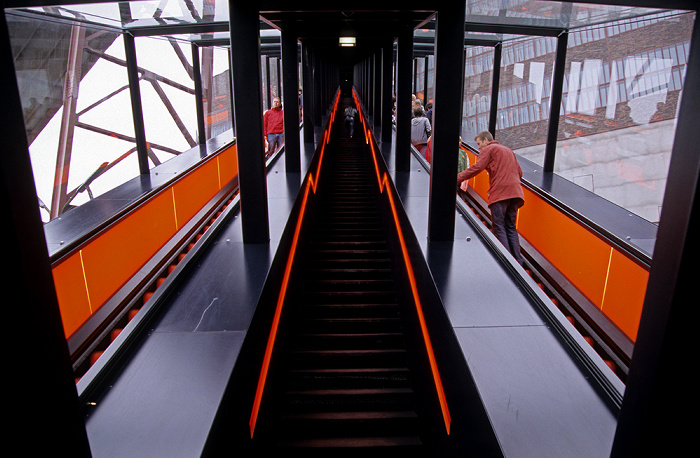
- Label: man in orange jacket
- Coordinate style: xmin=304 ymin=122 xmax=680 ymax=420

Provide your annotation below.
xmin=263 ymin=97 xmax=284 ymax=153
xmin=457 ymin=131 xmax=525 ymax=266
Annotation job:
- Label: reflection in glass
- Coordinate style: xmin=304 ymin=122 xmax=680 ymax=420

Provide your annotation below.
xmin=554 ymin=11 xmax=693 ymax=224
xmin=495 ymin=36 xmax=556 ymax=159
xmin=462 ymin=45 xmax=495 ymax=149
xmin=200 ymin=45 xmax=233 ymax=140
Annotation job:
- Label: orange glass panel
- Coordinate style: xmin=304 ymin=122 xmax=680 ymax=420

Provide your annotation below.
xmin=172 ymin=158 xmax=220 ymax=228
xmin=218 ymin=145 xmax=238 ymax=185
xmin=80 ymin=190 xmax=177 ymax=310
xmin=465 ymin=151 xmax=490 ymax=200
xmin=518 ymin=187 xmax=610 ymax=307
xmin=601 ymin=250 xmax=648 ymax=341
xmin=52 ymin=252 xmax=91 ymax=338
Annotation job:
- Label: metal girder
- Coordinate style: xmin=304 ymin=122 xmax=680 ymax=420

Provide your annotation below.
xmin=50 ymin=21 xmax=85 ymax=219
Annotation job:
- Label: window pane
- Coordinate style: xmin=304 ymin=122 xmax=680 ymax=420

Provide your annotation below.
xmin=555 ymin=11 xmax=693 ymax=224
xmin=462 ymin=46 xmax=494 ymax=148
xmin=8 ymin=12 xmax=137 ymax=222
xmin=496 ymin=36 xmax=556 ymax=166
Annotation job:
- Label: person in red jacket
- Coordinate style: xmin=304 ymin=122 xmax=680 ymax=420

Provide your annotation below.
xmin=263 ymin=97 xmax=284 ymax=153
xmin=457 ymin=131 xmax=525 ymax=266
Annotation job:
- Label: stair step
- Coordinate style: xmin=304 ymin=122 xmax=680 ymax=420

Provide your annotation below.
xmin=277 ymin=435 xmax=422 ymax=449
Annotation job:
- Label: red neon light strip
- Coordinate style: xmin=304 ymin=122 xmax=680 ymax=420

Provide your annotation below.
xmin=357 ymin=91 xmax=452 ymax=434
xmin=249 ymin=91 xmax=339 ymax=438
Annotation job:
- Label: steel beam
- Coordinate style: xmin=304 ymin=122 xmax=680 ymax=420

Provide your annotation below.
xmin=124 ymin=32 xmax=149 ymax=175
xmin=281 ymin=30 xmax=301 ymax=172
xmin=544 ymin=31 xmax=568 ymax=173
xmin=228 ymin=0 xmax=269 ymax=243
xmin=50 ymin=22 xmax=85 ymax=219
xmin=428 ymin=1 xmax=466 ymax=242
xmin=395 ymin=27 xmax=413 ymax=172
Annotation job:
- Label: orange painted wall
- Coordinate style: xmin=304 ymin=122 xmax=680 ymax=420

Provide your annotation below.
xmin=464 ymin=150 xmax=648 ymax=341
xmin=52 ymin=144 xmax=238 ymax=339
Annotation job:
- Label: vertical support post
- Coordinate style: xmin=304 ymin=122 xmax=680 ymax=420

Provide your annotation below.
xmin=428 ymin=1 xmax=466 ymax=242
xmin=191 ymin=43 xmax=206 ymax=145
xmin=424 ymin=56 xmax=429 ymax=105
xmin=302 ymin=41 xmax=314 ymax=143
xmin=1 ymin=9 xmax=91 ymax=455
xmin=281 ymin=30 xmax=300 ymax=172
xmin=264 ymin=55 xmax=271 ymax=110
xmin=381 ymin=39 xmax=394 ymax=142
xmin=395 ymin=28 xmax=414 ymax=172
xmin=544 ymin=31 xmax=568 ymax=173
xmin=374 ymin=50 xmax=382 ymax=129
xmin=124 ymin=32 xmax=149 ymax=175
xmin=313 ymin=53 xmax=322 ymax=126
xmin=413 ymin=58 xmax=418 ymax=96
xmin=610 ymin=16 xmax=700 ymax=457
xmin=50 ymin=22 xmax=86 ymax=219
xmin=228 ymin=0 xmax=269 ymax=243
xmin=488 ymin=42 xmax=502 ymax=137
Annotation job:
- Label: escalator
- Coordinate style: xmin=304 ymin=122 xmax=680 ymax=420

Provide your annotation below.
xmin=249 ymin=102 xmax=442 ymax=455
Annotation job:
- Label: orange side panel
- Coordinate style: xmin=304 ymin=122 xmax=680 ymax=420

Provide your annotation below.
xmin=172 ymin=158 xmax=221 ymax=228
xmin=218 ymin=145 xmax=238 ymax=185
xmin=601 ymin=250 xmax=648 ymax=341
xmin=517 ymin=187 xmax=611 ymax=307
xmin=465 ymin=151 xmax=490 ymax=201
xmin=80 ymin=190 xmax=178 ymax=312
xmin=53 ymin=252 xmax=91 ymax=338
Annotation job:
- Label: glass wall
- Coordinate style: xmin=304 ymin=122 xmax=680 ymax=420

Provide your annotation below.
xmin=135 ymin=35 xmax=197 ymax=163
xmin=462 ymin=45 xmax=495 ymax=149
xmin=553 ymin=11 xmax=693 ymax=224
xmin=200 ymin=45 xmax=233 ymax=140
xmin=7 ymin=12 xmax=137 ymax=222
xmin=261 ymin=55 xmax=281 ymax=112
xmin=495 ymin=36 xmax=557 ymax=159
xmin=7 ymin=8 xmax=232 ymax=223
xmin=460 ymin=10 xmax=694 ymax=225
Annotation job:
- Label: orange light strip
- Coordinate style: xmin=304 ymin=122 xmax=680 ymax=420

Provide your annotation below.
xmin=355 ymin=91 xmax=451 ymax=434
xmin=249 ymin=91 xmax=339 ymax=438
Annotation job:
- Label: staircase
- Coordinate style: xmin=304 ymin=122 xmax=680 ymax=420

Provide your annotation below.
xmin=255 ymin=124 xmax=426 ymax=455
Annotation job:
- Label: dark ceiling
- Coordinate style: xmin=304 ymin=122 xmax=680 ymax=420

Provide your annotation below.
xmin=259 ymin=8 xmax=436 ymax=64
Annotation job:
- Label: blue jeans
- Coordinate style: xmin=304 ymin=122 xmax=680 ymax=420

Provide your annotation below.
xmin=345 ymin=117 xmax=355 ymax=137
xmin=490 ymin=198 xmax=525 ymax=266
xmin=267 ymin=133 xmax=284 ymax=153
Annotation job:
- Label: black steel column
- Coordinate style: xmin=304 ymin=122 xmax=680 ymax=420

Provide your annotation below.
xmin=428 ymin=1 xmax=466 ymax=242
xmin=413 ymin=59 xmax=418 ymax=96
xmin=395 ymin=28 xmax=413 ymax=172
xmin=374 ymin=50 xmax=382 ymax=129
xmin=1 ymin=9 xmax=90 ymax=455
xmin=281 ymin=30 xmax=300 ymax=172
xmin=302 ymin=41 xmax=314 ymax=143
xmin=264 ymin=56 xmax=271 ymax=110
xmin=191 ymin=43 xmax=206 ymax=145
xmin=544 ymin=31 xmax=568 ymax=173
xmin=228 ymin=1 xmax=269 ymax=243
xmin=423 ymin=56 xmax=429 ymax=105
xmin=488 ymin=42 xmax=502 ymax=137
xmin=610 ymin=15 xmax=700 ymax=457
xmin=313 ymin=53 xmax=322 ymax=126
xmin=381 ymin=39 xmax=394 ymax=142
xmin=124 ymin=32 xmax=149 ymax=175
